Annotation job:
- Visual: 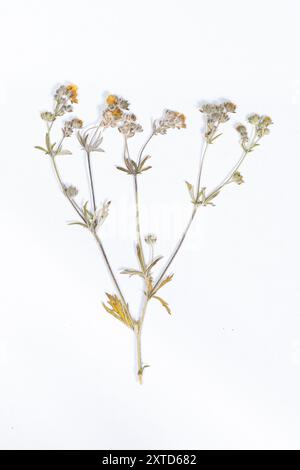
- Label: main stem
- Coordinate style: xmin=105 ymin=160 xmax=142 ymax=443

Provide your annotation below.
xmin=135 ymin=297 xmax=149 ymax=384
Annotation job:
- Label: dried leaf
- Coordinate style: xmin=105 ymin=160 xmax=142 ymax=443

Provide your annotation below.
xmin=204 ymin=190 xmax=220 ymax=206
xmin=57 ymin=149 xmax=72 ymax=155
xmin=136 ymin=243 xmax=146 ymax=272
xmin=153 ymin=295 xmax=172 ymax=315
xmin=68 ymin=221 xmax=88 ymax=228
xmin=120 ymin=268 xmax=144 ymax=278
xmin=146 ymin=255 xmax=163 ymax=275
xmin=34 ymin=145 xmax=48 ymax=154
xmin=116 ymin=166 xmax=130 ymax=173
xmin=152 ymin=273 xmax=174 ymax=295
xmin=102 ymin=293 xmax=134 ymax=329
xmin=185 ymin=181 xmax=195 ymax=202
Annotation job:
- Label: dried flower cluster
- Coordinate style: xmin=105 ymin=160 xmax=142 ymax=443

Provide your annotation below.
xmin=101 ymin=94 xmax=143 ymax=138
xmin=36 ymin=83 xmax=272 ymax=384
xmin=154 ymin=110 xmax=186 ymax=134
xmin=200 ymin=101 xmax=236 ymax=143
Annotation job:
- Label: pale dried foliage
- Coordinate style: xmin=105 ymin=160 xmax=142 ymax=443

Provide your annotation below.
xmin=36 ymin=84 xmax=272 ymax=383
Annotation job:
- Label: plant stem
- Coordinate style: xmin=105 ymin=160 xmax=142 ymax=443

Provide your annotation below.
xmin=91 ymin=230 xmax=128 ymax=307
xmin=195 ymin=141 xmax=209 ymax=195
xmin=133 ymin=174 xmax=146 ymax=264
xmin=51 ymin=151 xmax=127 ymax=308
xmin=51 ymin=156 xmax=86 ymax=222
xmin=152 ymin=205 xmax=198 ymax=292
xmin=86 ymin=151 xmax=96 ymax=213
xmin=137 ymin=131 xmax=154 ymax=166
xmin=152 ymin=137 xmax=256 ymax=292
xmin=135 ymin=297 xmax=149 ymax=384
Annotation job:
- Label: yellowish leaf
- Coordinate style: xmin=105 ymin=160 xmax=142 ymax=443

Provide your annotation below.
xmin=153 ymin=295 xmax=172 ymax=315
xmin=102 ymin=293 xmax=134 ymax=329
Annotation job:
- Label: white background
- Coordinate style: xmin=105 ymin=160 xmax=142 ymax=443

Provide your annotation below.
xmin=0 ymin=0 xmax=299 ymax=450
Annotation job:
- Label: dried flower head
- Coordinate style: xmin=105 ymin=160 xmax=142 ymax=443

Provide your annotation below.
xmin=200 ymin=101 xmax=236 ymax=143
xmin=237 ymin=114 xmax=273 ymax=150
xmin=64 ymin=185 xmax=79 ymax=198
xmin=53 ymin=84 xmax=78 ymax=117
xmin=66 ymin=84 xmax=78 ymax=104
xmin=118 ymin=115 xmax=143 ymax=138
xmin=231 ymin=171 xmax=244 ymax=185
xmin=101 ymin=95 xmax=142 ymax=137
xmin=144 ymin=233 xmax=157 ymax=245
xmin=41 ymin=111 xmax=55 ymax=122
xmin=63 ymin=121 xmax=74 ymax=137
xmin=256 ymin=116 xmax=273 ymax=137
xmin=154 ymin=110 xmax=186 ymax=135
xmin=71 ymin=118 xmax=83 ymax=129
xmin=247 ymin=114 xmax=260 ymax=125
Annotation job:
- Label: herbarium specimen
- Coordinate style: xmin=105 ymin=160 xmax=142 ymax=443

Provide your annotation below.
xmin=36 ymin=85 xmax=272 ymax=383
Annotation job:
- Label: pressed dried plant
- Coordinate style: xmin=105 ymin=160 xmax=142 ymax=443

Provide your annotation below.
xmin=36 ymin=85 xmax=272 ymax=383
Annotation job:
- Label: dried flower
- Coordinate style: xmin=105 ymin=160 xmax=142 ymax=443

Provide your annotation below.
xmin=41 ymin=111 xmax=55 ymax=122
xmin=53 ymin=84 xmax=78 ymax=117
xmin=64 ymin=185 xmax=78 ymax=198
xmin=224 ymin=102 xmax=237 ymax=113
xmin=66 ymin=84 xmax=78 ymax=104
xmin=106 ymin=95 xmax=118 ymax=106
xmin=101 ymin=95 xmax=142 ymax=137
xmin=71 ymin=118 xmax=83 ymax=129
xmin=238 ymin=114 xmax=273 ymax=150
xmin=144 ymin=233 xmax=157 ymax=245
xmin=119 ymin=120 xmax=143 ymax=138
xmin=62 ymin=121 xmax=73 ymax=137
xmin=231 ymin=171 xmax=244 ymax=185
xmin=247 ymin=114 xmax=260 ymax=125
xmin=200 ymin=101 xmax=236 ymax=143
xmin=154 ymin=110 xmax=186 ymax=134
